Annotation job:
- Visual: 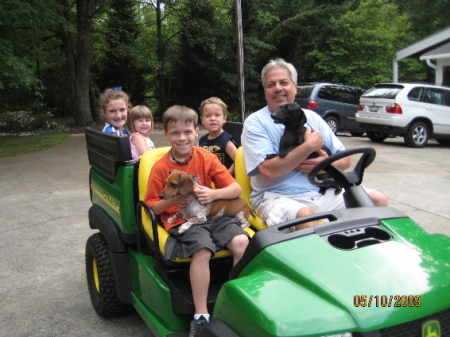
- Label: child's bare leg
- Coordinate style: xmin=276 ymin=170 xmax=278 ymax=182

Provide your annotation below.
xmin=190 ymin=248 xmax=212 ymax=314
xmin=226 ymin=234 xmax=249 ymax=266
xmin=295 ymin=206 xmax=316 ymax=230
xmin=369 ymin=190 xmax=388 ymax=207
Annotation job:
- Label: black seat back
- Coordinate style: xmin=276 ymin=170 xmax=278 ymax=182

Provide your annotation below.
xmin=85 ymin=128 xmax=132 ymax=181
xmin=223 ymin=121 xmax=243 ymax=147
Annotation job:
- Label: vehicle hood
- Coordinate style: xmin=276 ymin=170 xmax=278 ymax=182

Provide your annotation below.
xmin=214 ymin=218 xmax=450 ymax=336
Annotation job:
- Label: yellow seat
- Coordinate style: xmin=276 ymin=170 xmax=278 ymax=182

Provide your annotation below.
xmin=234 ymin=147 xmax=267 ymax=231
xmin=138 ymin=147 xmax=255 ymax=263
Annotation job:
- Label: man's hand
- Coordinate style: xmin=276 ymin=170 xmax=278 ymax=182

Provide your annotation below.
xmin=296 ymin=148 xmax=329 ymax=173
xmin=303 ymin=128 xmax=324 ymax=153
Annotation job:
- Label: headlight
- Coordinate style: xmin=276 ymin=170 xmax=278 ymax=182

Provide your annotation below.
xmin=323 ymin=333 xmax=353 ymax=337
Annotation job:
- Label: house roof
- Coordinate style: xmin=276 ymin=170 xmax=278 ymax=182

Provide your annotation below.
xmin=395 ymin=26 xmax=450 ymax=61
xmin=420 ymin=42 xmax=450 ymax=61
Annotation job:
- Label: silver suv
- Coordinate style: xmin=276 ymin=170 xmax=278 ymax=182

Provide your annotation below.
xmin=295 ymin=82 xmax=366 ymax=135
xmin=356 ymin=83 xmax=450 ymax=147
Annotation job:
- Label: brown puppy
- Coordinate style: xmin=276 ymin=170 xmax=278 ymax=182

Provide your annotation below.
xmin=159 ymin=169 xmax=254 ymax=233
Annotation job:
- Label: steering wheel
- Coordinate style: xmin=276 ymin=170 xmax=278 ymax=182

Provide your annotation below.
xmin=308 ymin=147 xmax=376 ymax=191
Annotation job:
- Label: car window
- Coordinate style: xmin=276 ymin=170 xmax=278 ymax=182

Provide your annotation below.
xmin=362 ymin=86 xmax=403 ymax=99
xmin=407 ymin=87 xmax=424 ymax=101
xmin=443 ymin=90 xmax=450 ymax=107
xmin=296 ymin=85 xmax=315 ymax=99
xmin=317 ymin=85 xmax=364 ymax=104
xmin=422 ymin=88 xmax=447 ymax=105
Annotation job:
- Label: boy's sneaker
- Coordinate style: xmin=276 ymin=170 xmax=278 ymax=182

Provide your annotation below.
xmin=188 ymin=315 xmax=209 ymax=337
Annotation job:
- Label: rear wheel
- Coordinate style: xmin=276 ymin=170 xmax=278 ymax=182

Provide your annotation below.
xmin=404 ymin=121 xmax=429 ymax=148
xmin=325 ymin=116 xmax=339 ymax=134
xmin=367 ymin=132 xmax=387 ymax=143
xmin=86 ymin=232 xmax=132 ymax=317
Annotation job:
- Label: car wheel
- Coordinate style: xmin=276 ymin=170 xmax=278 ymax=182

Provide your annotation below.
xmin=86 ymin=232 xmax=132 ymax=317
xmin=325 ymin=116 xmax=339 ymax=134
xmin=404 ymin=122 xmax=429 ymax=148
xmin=367 ymin=132 xmax=387 ymax=143
xmin=350 ymin=132 xmax=364 ymax=137
xmin=436 ymin=139 xmax=450 ymax=146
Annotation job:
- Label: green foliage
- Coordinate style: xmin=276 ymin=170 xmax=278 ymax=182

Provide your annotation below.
xmin=92 ymin=0 xmax=145 ymax=103
xmin=1 ymin=0 xmax=449 ymax=124
xmin=0 ymin=0 xmax=49 ymax=107
xmin=309 ymin=0 xmax=413 ymax=88
xmin=0 ymin=111 xmax=61 ymax=133
xmin=0 ymin=133 xmax=70 ymax=158
xmin=392 ymin=0 xmax=450 ymax=39
xmin=170 ymin=0 xmax=239 ymax=113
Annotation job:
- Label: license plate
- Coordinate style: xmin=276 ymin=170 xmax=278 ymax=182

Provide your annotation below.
xmin=369 ymin=106 xmax=379 ymax=112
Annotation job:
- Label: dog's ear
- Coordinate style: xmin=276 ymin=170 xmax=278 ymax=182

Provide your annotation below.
xmin=178 ymin=173 xmax=195 ymax=196
xmin=299 ymin=108 xmax=307 ymax=125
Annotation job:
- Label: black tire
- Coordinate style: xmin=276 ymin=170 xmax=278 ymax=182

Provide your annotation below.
xmin=325 ymin=116 xmax=339 ymax=134
xmin=436 ymin=139 xmax=450 ymax=146
xmin=367 ymin=132 xmax=387 ymax=143
xmin=86 ymin=232 xmax=132 ymax=317
xmin=404 ymin=121 xmax=429 ymax=148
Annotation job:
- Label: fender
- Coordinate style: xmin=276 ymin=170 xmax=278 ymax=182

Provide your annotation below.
xmin=88 ymin=204 xmax=132 ymax=304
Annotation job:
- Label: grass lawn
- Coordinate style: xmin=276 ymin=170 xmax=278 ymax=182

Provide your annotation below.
xmin=0 ymin=133 xmax=71 ymax=158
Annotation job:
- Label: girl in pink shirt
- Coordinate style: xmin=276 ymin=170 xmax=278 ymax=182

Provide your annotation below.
xmin=129 ymin=105 xmax=155 ymax=159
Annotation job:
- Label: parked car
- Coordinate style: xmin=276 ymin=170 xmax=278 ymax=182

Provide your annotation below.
xmin=356 ymin=83 xmax=450 ymax=147
xmin=295 ymin=82 xmax=366 ymax=135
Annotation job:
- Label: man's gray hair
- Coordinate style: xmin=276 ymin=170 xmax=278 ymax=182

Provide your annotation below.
xmin=261 ymin=58 xmax=298 ymax=87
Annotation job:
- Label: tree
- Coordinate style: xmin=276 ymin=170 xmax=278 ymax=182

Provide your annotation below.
xmin=0 ymin=0 xmax=53 ymax=110
xmin=170 ymin=0 xmax=239 ymax=114
xmin=309 ymin=0 xmax=413 ymax=89
xmin=93 ymin=0 xmax=145 ymax=104
xmin=56 ymin=0 xmax=104 ymax=125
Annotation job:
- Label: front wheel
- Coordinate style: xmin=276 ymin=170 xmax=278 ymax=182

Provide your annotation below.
xmin=404 ymin=121 xmax=429 ymax=148
xmin=367 ymin=132 xmax=387 ymax=143
xmin=325 ymin=116 xmax=339 ymax=134
xmin=86 ymin=233 xmax=132 ymax=317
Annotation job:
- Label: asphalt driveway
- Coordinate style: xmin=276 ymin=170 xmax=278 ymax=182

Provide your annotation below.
xmin=0 ymin=132 xmax=449 ymax=336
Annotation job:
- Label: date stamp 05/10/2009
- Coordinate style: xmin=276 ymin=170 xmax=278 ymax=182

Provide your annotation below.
xmin=354 ymin=295 xmax=422 ymax=307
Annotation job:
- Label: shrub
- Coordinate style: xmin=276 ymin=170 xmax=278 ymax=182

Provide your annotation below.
xmin=0 ymin=110 xmax=60 ymax=133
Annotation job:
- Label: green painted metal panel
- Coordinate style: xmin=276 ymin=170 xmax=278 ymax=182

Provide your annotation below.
xmin=128 ymin=250 xmax=189 ymax=332
xmin=213 ymin=218 xmax=450 ymax=336
xmin=90 ymin=168 xmax=137 ymax=234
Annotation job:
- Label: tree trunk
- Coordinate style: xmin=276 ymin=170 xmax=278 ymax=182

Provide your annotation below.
xmin=58 ymin=0 xmax=100 ymax=126
xmin=74 ymin=0 xmax=97 ymax=126
xmin=156 ymin=0 xmax=168 ymax=114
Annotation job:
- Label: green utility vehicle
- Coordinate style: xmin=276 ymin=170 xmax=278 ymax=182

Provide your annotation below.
xmin=84 ymin=127 xmax=450 ymax=337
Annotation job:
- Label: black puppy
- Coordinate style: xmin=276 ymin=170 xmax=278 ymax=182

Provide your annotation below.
xmin=270 ymin=102 xmax=331 ymax=158
xmin=268 ymin=102 xmax=338 ymax=194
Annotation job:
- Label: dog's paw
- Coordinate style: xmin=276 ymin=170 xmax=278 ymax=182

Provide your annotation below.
xmin=265 ymin=154 xmax=278 ymax=160
xmin=168 ymin=212 xmax=181 ymax=223
xmin=237 ymin=213 xmax=251 ymax=228
xmin=178 ymin=222 xmax=192 ymax=234
xmin=240 ymin=221 xmax=250 ymax=229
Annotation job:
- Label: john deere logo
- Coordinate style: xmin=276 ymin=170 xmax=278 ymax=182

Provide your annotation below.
xmin=422 ymin=320 xmax=441 ymax=337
